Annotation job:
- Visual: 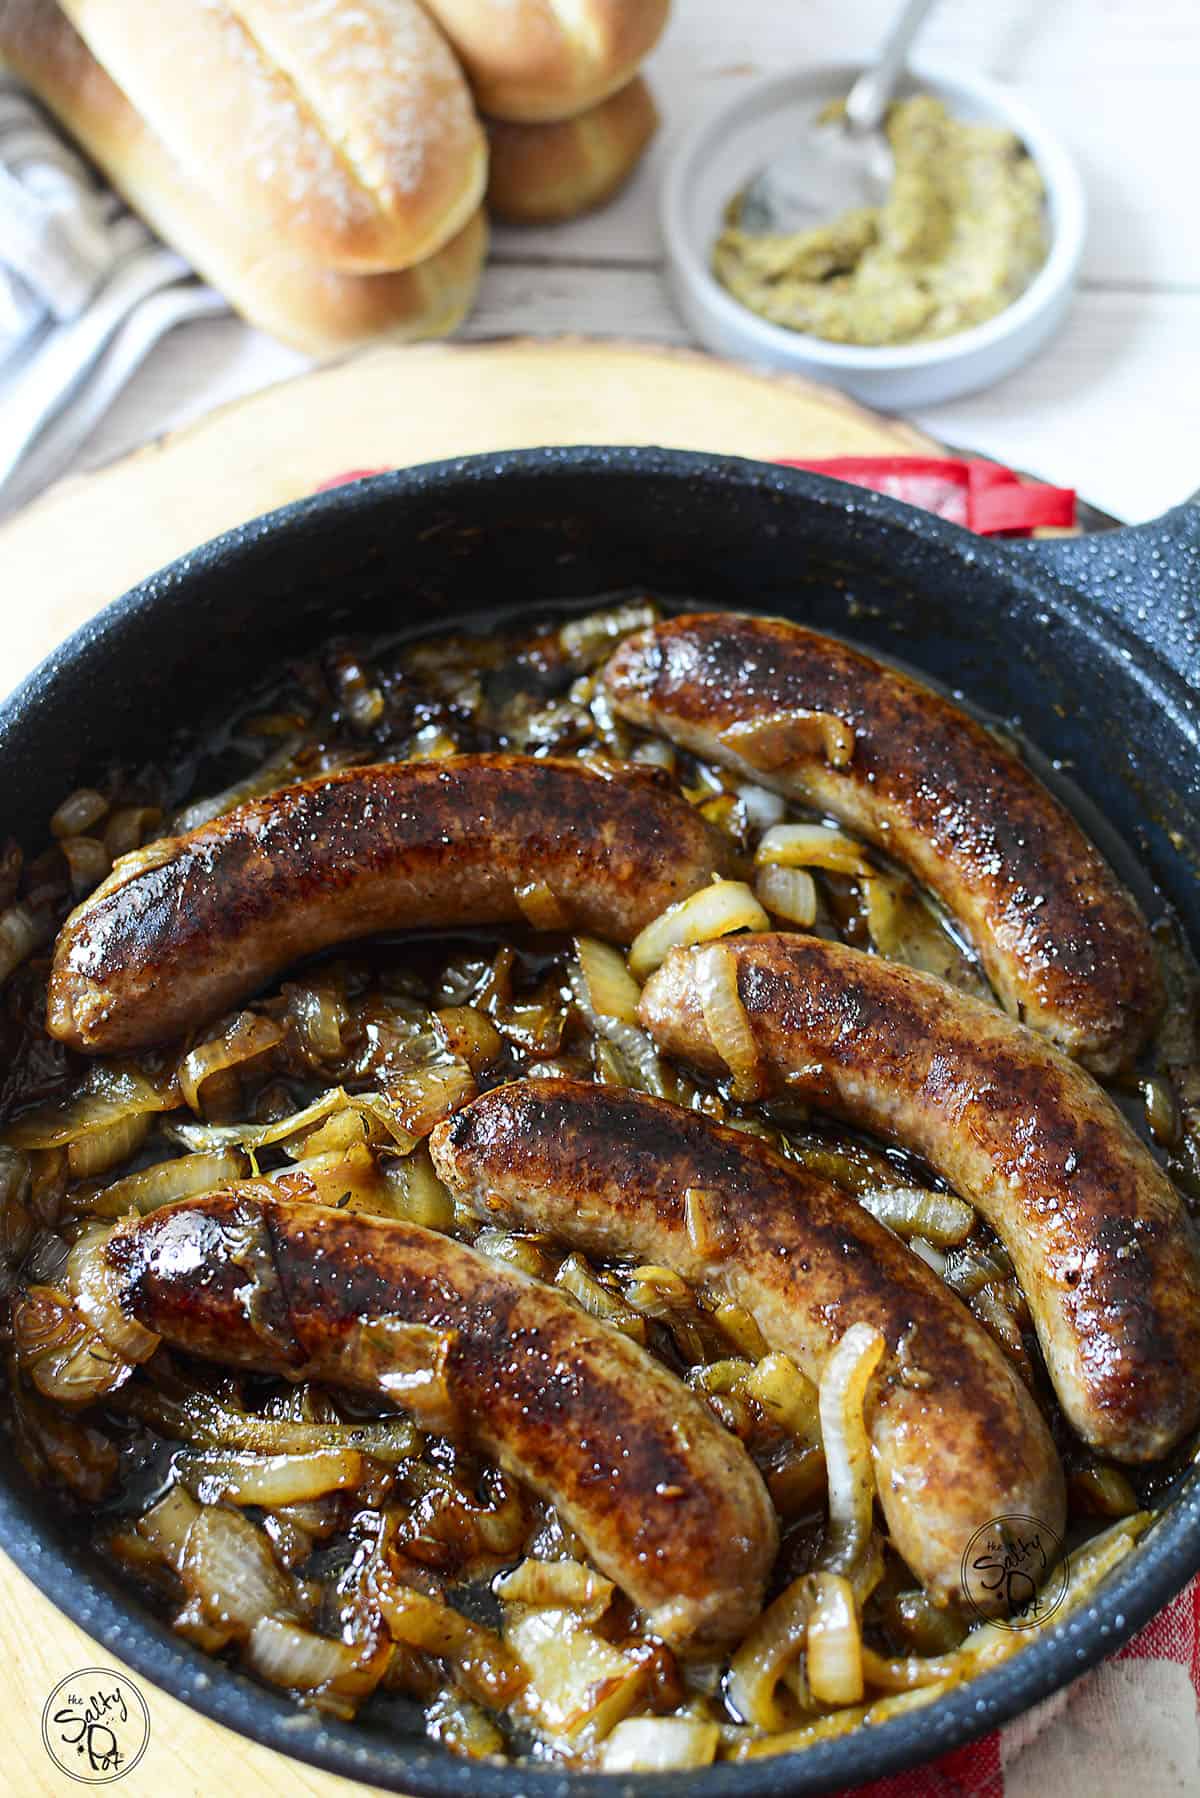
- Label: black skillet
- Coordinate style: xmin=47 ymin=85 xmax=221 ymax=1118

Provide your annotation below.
xmin=2 ymin=448 xmax=1199 ymax=1796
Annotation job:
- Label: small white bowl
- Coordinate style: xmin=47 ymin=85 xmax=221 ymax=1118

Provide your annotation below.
xmin=660 ymin=60 xmax=1086 ymax=409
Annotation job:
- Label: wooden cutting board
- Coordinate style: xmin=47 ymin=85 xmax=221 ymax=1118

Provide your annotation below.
xmin=0 ymin=336 xmax=935 ymax=696
xmin=0 ymin=336 xmax=935 ymax=1796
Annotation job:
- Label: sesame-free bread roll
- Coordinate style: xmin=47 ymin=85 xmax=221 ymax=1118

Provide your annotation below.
xmin=419 ymin=0 xmax=670 ymax=123
xmin=487 ymin=74 xmax=657 ymax=223
xmin=0 ymin=0 xmax=488 ymax=353
xmin=53 ymin=0 xmax=487 ymax=271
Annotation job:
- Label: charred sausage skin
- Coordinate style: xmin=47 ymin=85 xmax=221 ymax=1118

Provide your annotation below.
xmin=430 ymin=1078 xmax=1066 ymax=1607
xmin=604 ymin=613 xmax=1161 ymax=1074
xmin=640 ymin=934 xmax=1200 ymax=1463
xmin=47 ymin=754 xmax=729 ymax=1055
xmin=102 ymin=1182 xmax=777 ymax=1653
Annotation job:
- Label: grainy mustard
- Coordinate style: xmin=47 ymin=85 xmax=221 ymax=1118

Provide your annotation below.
xmin=714 ymin=96 xmax=1048 ymax=347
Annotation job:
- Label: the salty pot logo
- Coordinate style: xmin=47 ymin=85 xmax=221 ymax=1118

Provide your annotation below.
xmin=961 ymin=1513 xmax=1070 ymax=1631
xmin=41 ymin=1670 xmax=149 ymax=1783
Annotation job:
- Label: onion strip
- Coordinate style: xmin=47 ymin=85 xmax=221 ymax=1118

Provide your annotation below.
xmin=818 ymin=1323 xmax=885 ymax=1578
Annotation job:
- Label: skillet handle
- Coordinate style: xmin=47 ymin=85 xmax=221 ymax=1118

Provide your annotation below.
xmin=1013 ymin=496 xmax=1200 ymax=691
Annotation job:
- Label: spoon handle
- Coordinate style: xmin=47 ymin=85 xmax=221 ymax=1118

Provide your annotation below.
xmin=844 ymin=0 xmax=940 ymax=136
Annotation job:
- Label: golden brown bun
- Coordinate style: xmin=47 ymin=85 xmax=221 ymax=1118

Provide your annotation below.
xmin=53 ymin=0 xmax=487 ymax=272
xmin=420 ymin=0 xmax=670 ymax=122
xmin=487 ymin=74 xmax=657 ymax=223
xmin=0 ymin=0 xmax=488 ymax=354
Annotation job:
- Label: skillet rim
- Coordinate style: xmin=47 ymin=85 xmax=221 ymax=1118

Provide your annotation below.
xmin=1 ymin=445 xmax=1197 ymax=1796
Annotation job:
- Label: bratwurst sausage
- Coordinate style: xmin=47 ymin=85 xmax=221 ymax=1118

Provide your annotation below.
xmin=430 ymin=1078 xmax=1066 ymax=1606
xmin=604 ymin=613 xmax=1161 ymax=1074
xmin=99 ymin=1182 xmax=777 ymax=1652
xmin=47 ymin=754 xmax=729 ymax=1055
xmin=639 ymin=933 xmax=1200 ymax=1462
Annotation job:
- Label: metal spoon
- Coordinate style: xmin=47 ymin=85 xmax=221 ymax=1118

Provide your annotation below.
xmin=739 ymin=0 xmax=941 ymax=235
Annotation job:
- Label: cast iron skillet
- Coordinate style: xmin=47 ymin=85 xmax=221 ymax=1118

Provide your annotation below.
xmin=2 ymin=448 xmax=1199 ymax=1796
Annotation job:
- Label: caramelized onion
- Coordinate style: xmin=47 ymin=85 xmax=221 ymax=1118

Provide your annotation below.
xmin=696 ymin=942 xmax=763 ymax=1101
xmin=179 ymin=1013 xmax=284 ymax=1117
xmin=515 ymin=880 xmax=571 ymax=931
xmin=806 ymin=1572 xmax=863 ymax=1705
xmin=755 ymin=863 xmax=818 ymax=926
xmin=601 ymin=1718 xmax=720 ymax=1772
xmin=721 ymin=709 xmax=855 ymax=772
xmin=819 ymin=1323 xmax=885 ymax=1578
xmin=67 ymin=1225 xmax=160 ymax=1364
xmin=494 ymin=1558 xmax=615 ymax=1624
xmin=628 ymin=880 xmax=769 ymax=982
xmin=755 ymin=823 xmax=872 ymax=875
xmin=6 ymin=1064 xmax=180 ymax=1151
xmin=92 ymin=1149 xmax=249 ymax=1217
xmin=574 ymin=936 xmax=642 ymax=1023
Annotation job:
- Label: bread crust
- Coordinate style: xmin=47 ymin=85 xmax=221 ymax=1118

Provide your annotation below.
xmin=487 ymin=73 xmax=657 ymax=222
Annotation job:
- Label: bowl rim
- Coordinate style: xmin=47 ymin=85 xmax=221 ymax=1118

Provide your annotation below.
xmin=660 ymin=56 xmax=1088 ymax=372
xmin=1 ymin=447 xmax=1196 ymax=1797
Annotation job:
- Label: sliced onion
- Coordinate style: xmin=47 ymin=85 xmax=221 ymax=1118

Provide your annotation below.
xmin=247 ymin=1616 xmax=379 ymax=1692
xmin=806 ymin=1571 xmax=863 ymax=1705
xmin=434 ymin=1006 xmax=503 ymax=1073
xmin=425 ymin=1690 xmax=506 ymax=1758
xmin=494 ymin=1558 xmax=615 ymax=1624
xmin=179 ymin=1013 xmax=284 ymax=1116
xmin=136 ymin=1484 xmax=202 ymax=1572
xmin=61 ymin=836 xmax=111 ymax=895
xmin=696 ymin=942 xmax=763 ymax=1101
xmin=67 ymin=1112 xmax=151 ymax=1180
xmin=738 ymin=783 xmax=787 ymax=831
xmin=380 ymin=1581 xmax=526 ymax=1709
xmin=125 ymin=1382 xmax=418 ymax=1462
xmin=12 ymin=1283 xmax=135 ymax=1404
xmin=555 ymin=1253 xmax=646 ymax=1342
xmin=755 ymin=823 xmax=872 ymax=875
xmin=93 ymin=1149 xmax=248 ymax=1217
xmin=67 ymin=1224 xmax=160 ymax=1363
xmin=6 ymin=1063 xmax=180 ymax=1151
xmin=601 ymin=1717 xmax=720 ymax=1772
xmin=170 ymin=1086 xmax=355 ymax=1154
xmin=383 ymin=1060 xmax=476 ymax=1139
xmin=726 ymin=1576 xmax=814 ymax=1731
xmin=721 ymin=709 xmax=855 ymax=772
xmin=103 ymin=806 xmax=162 ymax=860
xmin=353 ymin=1316 xmax=459 ymax=1432
xmin=504 ymin=1607 xmax=642 ymax=1742
xmin=818 ymin=1323 xmax=885 ymax=1578
xmin=711 ymin=1300 xmax=767 ymax=1359
xmin=181 ymin=1447 xmax=366 ymax=1507
xmin=683 ymin=1186 xmax=727 ymax=1258
xmin=378 ymin=1146 xmax=456 ymax=1231
xmin=755 ymin=863 xmax=818 ymax=926
xmin=0 ymin=903 xmax=46 ymax=984
xmin=628 ymin=879 xmax=769 ymax=982
xmin=51 ymin=787 xmax=109 ymax=838
xmin=173 ymin=734 xmax=306 ymax=831
xmin=560 ymin=599 xmax=657 ymax=668
xmin=857 ymin=1186 xmax=975 ymax=1247
xmin=574 ymin=936 xmax=642 ymax=1023
xmin=744 ymin=1352 xmax=820 ymax=1443
xmin=179 ymin=1504 xmax=297 ymax=1635
xmin=515 ymin=880 xmax=571 ymax=931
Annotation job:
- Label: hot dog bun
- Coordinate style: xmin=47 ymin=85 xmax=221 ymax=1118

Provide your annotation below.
xmin=0 ymin=0 xmax=487 ymax=354
xmin=487 ymin=74 xmax=657 ymax=223
xmin=53 ymin=0 xmax=487 ymax=271
xmin=420 ymin=0 xmax=670 ymax=123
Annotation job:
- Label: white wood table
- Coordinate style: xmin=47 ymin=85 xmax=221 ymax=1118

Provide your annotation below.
xmin=56 ymin=0 xmax=1200 ymax=525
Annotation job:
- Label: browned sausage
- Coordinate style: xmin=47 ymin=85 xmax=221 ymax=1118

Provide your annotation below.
xmin=47 ymin=754 xmax=729 ymax=1055
xmin=639 ymin=933 xmax=1200 ymax=1463
xmin=604 ymin=613 xmax=1161 ymax=1074
xmin=429 ymin=1078 xmax=1066 ymax=1606
xmin=100 ymin=1181 xmax=777 ymax=1653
